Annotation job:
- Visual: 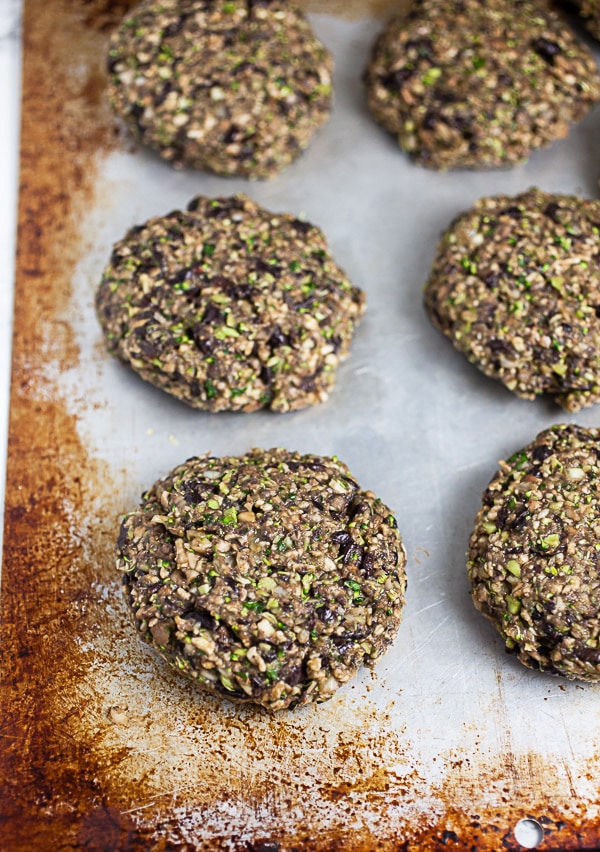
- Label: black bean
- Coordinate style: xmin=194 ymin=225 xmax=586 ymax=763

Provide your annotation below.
xmin=187 ymin=608 xmax=218 ymax=631
xmin=496 ymin=505 xmax=509 ymax=530
xmin=445 ymin=112 xmax=473 ymax=135
xmin=129 ymin=101 xmax=144 ymax=122
xmin=573 ymin=644 xmax=600 ymax=665
xmin=348 ymin=500 xmax=368 ymax=521
xmin=203 ymin=197 xmax=246 ymax=219
xmin=361 ymin=552 xmax=376 ymax=577
xmin=316 ymin=606 xmax=336 ymax=624
xmin=285 ymin=664 xmax=304 ymax=686
xmin=330 ymin=334 xmax=342 ymax=353
xmin=381 ymin=67 xmax=413 ymax=90
xmin=255 ymin=258 xmax=282 ymax=278
xmin=437 ymin=90 xmax=459 ymax=105
xmin=531 ymin=37 xmax=561 ymax=64
xmin=543 ymin=202 xmax=561 ymax=223
xmin=489 ymin=338 xmax=516 ymax=356
xmin=331 ymin=530 xmax=352 ymax=546
xmin=182 ymin=479 xmax=207 ymax=504
xmin=222 ymin=125 xmax=241 ymax=144
xmin=267 ymin=325 xmax=289 ymax=349
xmin=343 ymin=543 xmax=364 ymax=566
xmin=422 ymin=110 xmax=437 ymax=130
xmin=503 ymin=205 xmax=522 ymax=219
xmin=192 ymin=325 xmax=215 ymax=354
xmin=259 ymin=364 xmax=273 ymax=385
xmin=510 ymin=507 xmax=529 ymax=531
xmin=404 ymin=37 xmax=433 ymax=56
xmin=239 ymin=144 xmax=255 ymax=160
xmin=532 ymin=443 xmax=552 ymax=463
xmin=117 ymin=523 xmax=130 ymax=553
xmin=163 ymin=16 xmax=188 ymax=38
xmin=167 ymin=266 xmax=192 ymax=285
xmin=139 ymin=339 xmax=159 ymax=359
xmin=200 ymin=304 xmax=224 ymax=325
xmin=155 ymin=80 xmax=175 ymax=107
xmin=291 ymin=219 xmax=312 ymax=234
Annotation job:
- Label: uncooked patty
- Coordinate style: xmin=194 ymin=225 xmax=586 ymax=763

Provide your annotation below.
xmin=424 ymin=188 xmax=600 ymax=412
xmin=95 ymin=194 xmax=365 ymax=413
xmin=364 ymin=0 xmax=600 ymax=169
xmin=118 ymin=448 xmax=407 ymax=710
xmin=468 ymin=424 xmax=600 ymax=681
xmin=107 ymin=0 xmax=332 ymax=178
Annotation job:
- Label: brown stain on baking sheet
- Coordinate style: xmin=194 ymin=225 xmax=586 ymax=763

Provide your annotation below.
xmin=2 ymin=0 xmax=600 ymax=851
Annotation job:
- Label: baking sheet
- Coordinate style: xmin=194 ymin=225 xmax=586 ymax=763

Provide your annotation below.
xmin=2 ymin=0 xmax=600 ymax=849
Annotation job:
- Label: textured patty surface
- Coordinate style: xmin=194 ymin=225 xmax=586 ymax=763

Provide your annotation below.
xmin=96 ymin=194 xmax=365 ymax=413
xmin=107 ymin=0 xmax=332 ymax=178
xmin=468 ymin=424 xmax=600 ymax=681
xmin=118 ymin=448 xmax=407 ymax=711
xmin=364 ymin=0 xmax=600 ymax=169
xmin=424 ymin=188 xmax=600 ymax=412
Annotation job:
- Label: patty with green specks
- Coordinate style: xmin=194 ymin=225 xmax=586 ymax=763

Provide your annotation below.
xmin=96 ymin=194 xmax=365 ymax=413
xmin=364 ymin=0 xmax=600 ymax=170
xmin=107 ymin=0 xmax=332 ymax=178
xmin=424 ymin=188 xmax=600 ymax=412
xmin=118 ymin=448 xmax=407 ymax=711
xmin=571 ymin=0 xmax=600 ymax=40
xmin=469 ymin=424 xmax=600 ymax=681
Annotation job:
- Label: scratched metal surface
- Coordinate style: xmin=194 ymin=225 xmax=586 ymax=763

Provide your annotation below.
xmin=2 ymin=0 xmax=600 ymax=849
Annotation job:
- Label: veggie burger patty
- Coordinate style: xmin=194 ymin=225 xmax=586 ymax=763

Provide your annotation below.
xmin=96 ymin=194 xmax=365 ymax=413
xmin=107 ymin=0 xmax=333 ymax=178
xmin=364 ymin=0 xmax=600 ymax=169
xmin=469 ymin=425 xmax=600 ymax=681
xmin=118 ymin=448 xmax=407 ymax=711
xmin=424 ymin=188 xmax=600 ymax=412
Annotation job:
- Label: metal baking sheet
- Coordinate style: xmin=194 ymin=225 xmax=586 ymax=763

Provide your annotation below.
xmin=2 ymin=0 xmax=600 ymax=849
